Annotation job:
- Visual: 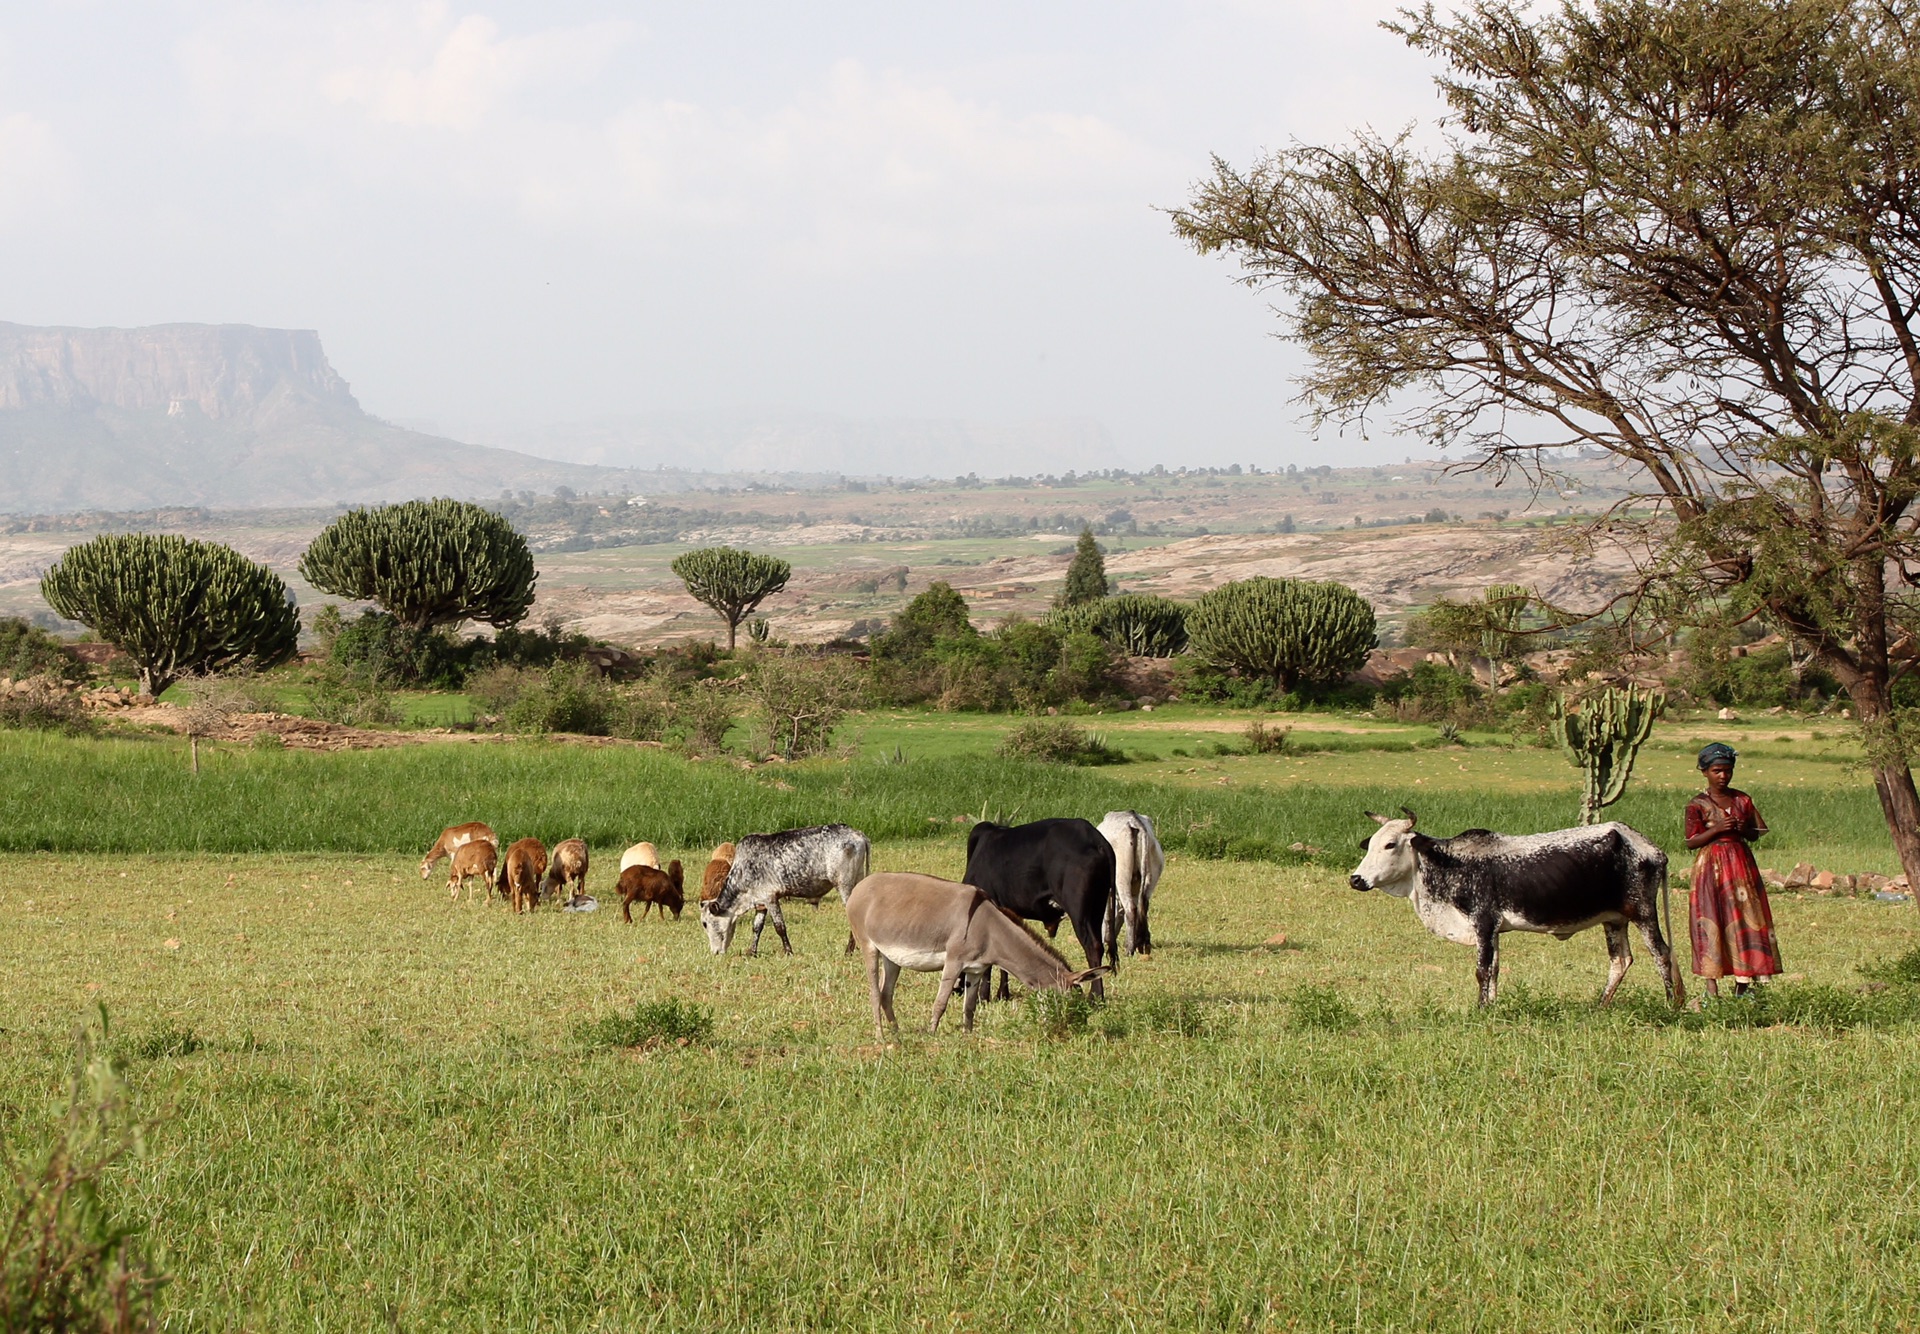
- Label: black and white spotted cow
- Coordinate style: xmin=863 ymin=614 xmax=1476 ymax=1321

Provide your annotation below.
xmin=1348 ymin=809 xmax=1683 ymax=1008
xmin=701 ymin=823 xmax=871 ymax=957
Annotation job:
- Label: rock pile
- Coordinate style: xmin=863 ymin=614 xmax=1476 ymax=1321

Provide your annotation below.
xmin=1764 ymin=863 xmax=1911 ymax=896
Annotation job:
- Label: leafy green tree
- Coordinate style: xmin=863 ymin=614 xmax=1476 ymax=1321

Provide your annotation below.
xmin=1409 ymin=584 xmax=1530 ymax=681
xmin=41 ymin=534 xmax=299 ymax=697
xmin=872 ymin=581 xmax=975 ymax=661
xmin=299 ymin=499 xmax=536 ymax=633
xmin=1186 ymin=577 xmax=1376 ymax=694
xmin=0 ymin=617 xmax=85 ymax=685
xmin=1058 ymin=527 xmax=1111 ymax=608
xmin=1172 ymin=0 xmax=1920 ymax=887
xmin=670 ymin=547 xmax=792 ymax=649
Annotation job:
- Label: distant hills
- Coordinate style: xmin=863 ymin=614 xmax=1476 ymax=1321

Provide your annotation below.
xmin=0 ymin=322 xmax=818 ymax=514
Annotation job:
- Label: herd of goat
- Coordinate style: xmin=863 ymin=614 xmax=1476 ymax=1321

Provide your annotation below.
xmin=417 ymin=813 xmax=1165 ymax=1036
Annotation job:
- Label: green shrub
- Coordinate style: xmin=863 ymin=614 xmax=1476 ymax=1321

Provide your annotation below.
xmin=1 ymin=1018 xmax=164 ymax=1332
xmin=503 ymin=662 xmax=612 ymax=735
xmin=0 ymin=687 xmax=96 ymax=736
xmin=745 ymin=652 xmax=862 ymax=758
xmin=1244 ymin=719 xmax=1289 ymax=753
xmin=998 ymin=720 xmax=1125 ymax=766
xmin=306 ymin=670 xmax=400 ymax=728
xmin=0 ymin=618 xmax=86 ymax=685
xmin=577 ymin=999 xmax=714 ymax=1048
xmin=1050 ymin=594 xmax=1190 ymax=657
xmin=1187 ymin=577 xmax=1376 ymax=692
xmin=1024 ymin=988 xmax=1095 ymax=1039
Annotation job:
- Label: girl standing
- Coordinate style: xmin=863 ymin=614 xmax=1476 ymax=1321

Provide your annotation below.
xmin=1684 ymin=742 xmax=1782 ymax=998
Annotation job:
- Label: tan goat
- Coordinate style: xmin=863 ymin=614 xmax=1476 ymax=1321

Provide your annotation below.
xmin=699 ymin=843 xmax=735 ymax=904
xmin=619 ymin=842 xmax=660 ymax=873
xmin=498 ymin=838 xmax=548 ymax=914
xmin=446 ymin=840 xmax=498 ymax=902
xmin=846 ymin=872 xmax=1109 ymax=1038
xmin=419 ymin=822 xmax=497 ymax=879
xmin=618 ymin=860 xmax=685 ymax=922
xmin=543 ymin=838 xmax=590 ymax=904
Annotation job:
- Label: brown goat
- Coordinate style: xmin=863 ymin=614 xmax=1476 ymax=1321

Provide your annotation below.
xmin=699 ymin=842 xmax=736 ymax=904
xmin=543 ymin=838 xmax=590 ymax=904
xmin=420 ymin=822 xmax=497 ymax=879
xmin=447 ymin=840 xmax=497 ymax=902
xmin=618 ymin=860 xmax=685 ymax=922
xmin=498 ymin=838 xmax=548 ymax=914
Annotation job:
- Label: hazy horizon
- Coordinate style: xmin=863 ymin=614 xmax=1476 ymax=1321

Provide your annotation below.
xmin=1 ymin=2 xmax=1443 ymax=475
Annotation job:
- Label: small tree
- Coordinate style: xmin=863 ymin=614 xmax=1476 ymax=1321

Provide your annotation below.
xmin=1552 ymin=685 xmax=1664 ymax=825
xmin=1058 ymin=527 xmax=1110 ymax=608
xmin=41 ymin=534 xmax=299 ymax=698
xmin=744 ymin=651 xmax=863 ymax=758
xmin=1410 ymin=584 xmax=1530 ymax=682
xmin=670 ymin=547 xmax=792 ymax=649
xmin=1186 ymin=577 xmax=1376 ymax=694
xmin=872 ymin=582 xmax=975 ymax=661
xmin=299 ymin=499 xmax=536 ymax=633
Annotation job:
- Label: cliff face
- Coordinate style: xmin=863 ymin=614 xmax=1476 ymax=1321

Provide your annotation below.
xmin=0 ymin=321 xmax=657 ymax=512
xmin=0 ymin=323 xmax=358 ymax=418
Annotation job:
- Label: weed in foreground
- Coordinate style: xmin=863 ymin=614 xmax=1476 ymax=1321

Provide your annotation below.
xmin=1023 ymin=988 xmax=1096 ymax=1038
xmin=1286 ymin=984 xmax=1359 ymax=1032
xmin=115 ymin=1023 xmax=202 ymax=1063
xmin=1 ymin=1013 xmax=163 ymax=1333
xmin=576 ymin=999 xmax=715 ymax=1049
xmin=1862 ymin=944 xmax=1920 ymax=987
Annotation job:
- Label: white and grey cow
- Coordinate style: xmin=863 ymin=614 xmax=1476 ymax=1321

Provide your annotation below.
xmin=1349 ymin=809 xmax=1683 ymax=1008
xmin=1097 ymin=810 xmax=1164 ymax=958
xmin=701 ymin=823 xmax=871 ymax=956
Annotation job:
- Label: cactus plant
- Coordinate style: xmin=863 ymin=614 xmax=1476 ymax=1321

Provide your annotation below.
xmin=299 ymin=499 xmax=536 ymax=632
xmin=1186 ymin=577 xmax=1376 ymax=692
xmin=1552 ymin=684 xmax=1665 ymax=824
xmin=41 ymin=534 xmax=300 ymax=698
xmin=1049 ymin=594 xmax=1190 ymax=657
xmin=671 ymin=547 xmax=792 ymax=649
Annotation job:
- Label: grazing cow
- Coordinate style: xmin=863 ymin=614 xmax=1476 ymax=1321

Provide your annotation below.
xmin=619 ymin=860 xmax=685 ymax=922
xmin=1349 ymin=809 xmax=1683 ymax=1008
xmin=497 ymin=838 xmax=548 ymax=914
xmin=699 ymin=843 xmax=736 ymax=904
xmin=544 ymin=838 xmax=590 ymax=904
xmin=419 ymin=822 xmax=497 ymax=879
xmin=446 ymin=840 xmax=497 ymax=902
xmin=964 ymin=818 xmax=1117 ymax=1000
xmin=619 ymin=842 xmax=660 ymax=873
xmin=1098 ymin=810 xmax=1164 ymax=958
xmin=848 ymin=872 xmax=1110 ymax=1037
xmin=701 ymin=824 xmax=870 ymax=957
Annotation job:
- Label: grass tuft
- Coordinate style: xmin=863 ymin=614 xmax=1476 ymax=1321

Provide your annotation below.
xmin=1286 ymin=984 xmax=1360 ymax=1032
xmin=115 ymin=1023 xmax=202 ymax=1062
xmin=997 ymin=720 xmax=1126 ymax=766
xmin=576 ymin=999 xmax=715 ymax=1049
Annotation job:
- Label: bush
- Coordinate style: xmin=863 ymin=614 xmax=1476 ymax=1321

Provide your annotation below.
xmin=0 ymin=618 xmax=85 ymax=685
xmin=503 ymin=661 xmax=612 ymax=735
xmin=745 ymin=652 xmax=862 ymax=759
xmin=306 ymin=671 xmax=401 ymax=728
xmin=326 ymin=610 xmax=474 ymax=689
xmin=1050 ymin=594 xmax=1190 ymax=657
xmin=0 ymin=686 xmax=96 ymax=736
xmin=1187 ymin=577 xmax=1376 ymax=693
xmin=1244 ymin=719 xmax=1290 ymax=753
xmin=998 ymin=719 xmax=1125 ymax=766
xmin=577 ymin=999 xmax=715 ymax=1048
xmin=1 ymin=1018 xmax=164 ymax=1333
xmin=671 ymin=678 xmax=737 ymax=752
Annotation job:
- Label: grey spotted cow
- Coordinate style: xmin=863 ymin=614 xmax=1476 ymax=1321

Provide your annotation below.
xmin=1349 ymin=808 xmax=1684 ymax=1008
xmin=701 ymin=823 xmax=871 ymax=957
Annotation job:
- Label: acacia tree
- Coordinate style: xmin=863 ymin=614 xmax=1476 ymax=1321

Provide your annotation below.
xmin=299 ymin=499 xmax=536 ymax=632
xmin=1173 ymin=0 xmax=1920 ymax=890
xmin=41 ymin=534 xmax=300 ymax=697
xmin=671 ymin=547 xmax=791 ymax=649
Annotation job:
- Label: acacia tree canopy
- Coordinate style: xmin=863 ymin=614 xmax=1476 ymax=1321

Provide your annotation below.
xmin=1173 ymin=0 xmax=1920 ymax=889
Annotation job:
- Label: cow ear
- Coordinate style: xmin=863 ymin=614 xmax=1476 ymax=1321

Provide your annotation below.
xmin=1364 ymin=811 xmax=1392 ymax=825
xmin=1358 ymin=835 xmax=1374 ymax=851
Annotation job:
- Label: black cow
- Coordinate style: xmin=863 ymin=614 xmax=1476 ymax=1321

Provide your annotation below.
xmin=963 ymin=818 xmax=1117 ymax=1000
xmin=1349 ymin=809 xmax=1684 ymax=1008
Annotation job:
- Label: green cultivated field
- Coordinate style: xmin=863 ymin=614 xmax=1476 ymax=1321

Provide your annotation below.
xmin=2 ymin=723 xmax=1918 ymax=1330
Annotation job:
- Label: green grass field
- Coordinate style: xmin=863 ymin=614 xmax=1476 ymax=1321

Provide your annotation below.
xmin=2 ymin=721 xmax=1918 ymax=1330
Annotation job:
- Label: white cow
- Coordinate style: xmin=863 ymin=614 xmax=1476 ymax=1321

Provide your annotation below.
xmin=1098 ymin=810 xmax=1164 ymax=958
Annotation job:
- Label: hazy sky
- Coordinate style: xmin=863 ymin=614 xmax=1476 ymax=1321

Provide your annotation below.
xmin=1 ymin=2 xmax=1444 ymax=471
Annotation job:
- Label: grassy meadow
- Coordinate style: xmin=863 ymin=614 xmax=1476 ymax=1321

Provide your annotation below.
xmin=2 ymin=716 xmax=1919 ymax=1330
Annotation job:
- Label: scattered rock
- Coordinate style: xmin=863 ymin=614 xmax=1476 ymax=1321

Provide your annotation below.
xmin=1811 ymin=870 xmax=1835 ymax=891
xmin=1264 ymin=932 xmax=1289 ymax=946
xmin=1785 ymin=863 xmax=1815 ymax=888
xmin=1717 ymin=707 xmax=1741 ymax=721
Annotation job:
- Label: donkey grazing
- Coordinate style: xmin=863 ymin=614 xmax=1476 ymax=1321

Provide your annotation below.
xmin=497 ymin=838 xmax=548 ymax=914
xmin=847 ymin=872 xmax=1109 ymax=1037
xmin=446 ymin=840 xmax=497 ymax=902
xmin=420 ymin=822 xmax=497 ymax=879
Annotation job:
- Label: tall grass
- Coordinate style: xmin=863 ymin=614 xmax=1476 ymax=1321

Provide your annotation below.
xmin=0 ymin=731 xmax=1892 ymax=866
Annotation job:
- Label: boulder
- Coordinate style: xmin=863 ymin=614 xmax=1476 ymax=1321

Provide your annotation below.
xmin=1811 ymin=870 xmax=1836 ymax=892
xmin=1785 ymin=863 xmax=1815 ymax=888
xmin=1717 ymin=707 xmax=1740 ymax=721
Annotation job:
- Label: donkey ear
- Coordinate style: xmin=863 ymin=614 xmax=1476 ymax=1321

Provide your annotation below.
xmin=1364 ymin=810 xmax=1392 ymax=825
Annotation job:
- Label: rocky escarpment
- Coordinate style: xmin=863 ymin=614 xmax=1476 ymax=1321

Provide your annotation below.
xmin=0 ymin=321 xmax=656 ymax=512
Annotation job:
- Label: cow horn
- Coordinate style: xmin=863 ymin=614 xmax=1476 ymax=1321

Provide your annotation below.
xmin=1364 ymin=810 xmax=1392 ymax=825
xmin=1400 ymin=806 xmax=1418 ymax=829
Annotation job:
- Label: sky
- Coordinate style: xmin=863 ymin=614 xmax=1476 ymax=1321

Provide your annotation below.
xmin=0 ymin=2 xmax=1446 ymax=473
